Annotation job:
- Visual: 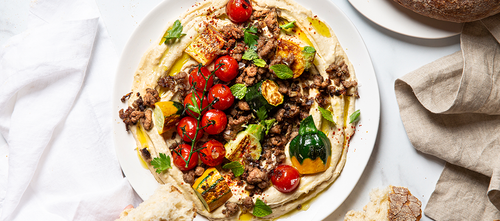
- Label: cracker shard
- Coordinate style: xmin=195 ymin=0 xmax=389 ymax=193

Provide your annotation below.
xmin=388 ymin=186 xmax=422 ymax=221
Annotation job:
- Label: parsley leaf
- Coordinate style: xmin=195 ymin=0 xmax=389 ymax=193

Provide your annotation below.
xmin=253 ymin=58 xmax=266 ymax=67
xmin=256 ymin=106 xmax=268 ymax=120
xmin=243 ymin=26 xmax=259 ymax=49
xmin=261 ymin=119 xmax=276 ymax=135
xmin=151 ymin=153 xmax=171 ymax=174
xmin=318 ymin=106 xmax=336 ymax=125
xmin=349 ymin=109 xmax=361 ymax=124
xmin=253 ymin=198 xmax=272 ymax=217
xmin=279 ymin=21 xmax=296 ymax=29
xmin=270 ymin=64 xmax=294 ymax=79
xmin=222 ymin=161 xmax=244 ymax=177
xmin=230 ymin=84 xmax=247 ymax=100
xmin=162 ymin=20 xmax=186 ymax=44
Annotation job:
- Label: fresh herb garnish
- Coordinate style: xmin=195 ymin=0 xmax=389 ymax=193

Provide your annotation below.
xmin=230 ymin=83 xmax=247 ymax=100
xmin=302 ymin=46 xmax=316 ymax=70
xmin=242 ymin=49 xmax=259 ymax=60
xmin=242 ymin=49 xmax=267 ymax=67
xmin=151 ymin=153 xmax=172 ymax=174
xmin=279 ymin=21 xmax=296 ymax=29
xmin=253 ymin=58 xmax=266 ymax=67
xmin=222 ymin=161 xmax=245 ymax=177
xmin=303 ymin=46 xmax=316 ymax=54
xmin=270 ymin=64 xmax=294 ymax=79
xmin=349 ymin=109 xmax=360 ymax=124
xmin=162 ymin=20 xmax=186 ymax=44
xmin=243 ymin=26 xmax=259 ymax=49
xmin=253 ymin=198 xmax=272 ymax=217
xmin=318 ymin=106 xmax=335 ymax=125
xmin=261 ymin=119 xmax=276 ymax=135
xmin=256 ymin=106 xmax=268 ymax=121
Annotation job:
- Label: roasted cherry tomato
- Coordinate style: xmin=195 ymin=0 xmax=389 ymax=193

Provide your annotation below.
xmin=226 ymin=0 xmax=253 ymax=23
xmin=173 ymin=144 xmax=199 ymax=171
xmin=177 ymin=116 xmax=203 ymax=143
xmin=200 ymin=140 xmax=226 ymax=166
xmin=208 ymin=84 xmax=235 ymax=110
xmin=270 ymin=165 xmax=300 ymax=193
xmin=189 ymin=66 xmax=214 ymax=91
xmin=201 ymin=109 xmax=227 ymax=135
xmin=183 ymin=91 xmax=209 ymax=118
xmin=214 ymin=55 xmax=239 ymax=82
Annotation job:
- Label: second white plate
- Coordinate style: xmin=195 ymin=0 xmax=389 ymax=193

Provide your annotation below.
xmin=349 ymin=0 xmax=462 ymax=39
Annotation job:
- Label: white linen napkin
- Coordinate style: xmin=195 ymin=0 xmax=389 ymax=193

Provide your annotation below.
xmin=0 ymin=0 xmax=142 ymax=220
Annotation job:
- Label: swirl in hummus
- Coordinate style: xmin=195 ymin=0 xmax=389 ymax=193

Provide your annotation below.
xmin=118 ymin=0 xmax=359 ymax=220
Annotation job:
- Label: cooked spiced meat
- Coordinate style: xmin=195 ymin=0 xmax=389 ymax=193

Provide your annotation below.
xmin=158 ymin=71 xmax=189 ymax=99
xmin=121 ymin=92 xmax=132 ymax=102
xmin=223 ymin=114 xmax=252 ymax=141
xmin=342 ymin=80 xmax=358 ymax=88
xmin=143 ymin=109 xmax=153 ymax=130
xmin=241 ymin=196 xmax=254 ymax=213
xmin=230 ymin=42 xmax=246 ymax=62
xmin=140 ymin=148 xmax=151 ymax=161
xmin=220 ymin=24 xmax=244 ymax=39
xmin=236 ymin=101 xmax=250 ymax=111
xmin=183 ymin=170 xmax=196 ymax=186
xmin=194 ymin=166 xmax=205 ymax=177
xmin=257 ymin=36 xmax=277 ymax=59
xmin=236 ymin=64 xmax=258 ymax=86
xmin=222 ymin=202 xmax=239 ymax=217
xmin=264 ymin=8 xmax=280 ymax=37
xmin=143 ymin=88 xmax=160 ymax=108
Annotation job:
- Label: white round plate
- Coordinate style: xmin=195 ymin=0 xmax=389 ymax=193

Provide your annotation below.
xmin=348 ymin=0 xmax=462 ymax=39
xmin=113 ymin=0 xmax=380 ymax=220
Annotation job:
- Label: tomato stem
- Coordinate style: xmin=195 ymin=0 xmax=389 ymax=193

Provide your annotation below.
xmin=182 ymin=63 xmax=223 ymax=168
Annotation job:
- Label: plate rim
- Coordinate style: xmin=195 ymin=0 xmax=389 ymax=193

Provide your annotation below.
xmin=112 ymin=0 xmax=381 ymax=220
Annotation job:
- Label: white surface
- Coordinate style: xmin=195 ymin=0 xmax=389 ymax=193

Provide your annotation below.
xmin=1 ymin=0 xmax=460 ymax=220
xmin=112 ymin=0 xmax=379 ymax=220
xmin=348 ymin=0 xmax=462 ymax=39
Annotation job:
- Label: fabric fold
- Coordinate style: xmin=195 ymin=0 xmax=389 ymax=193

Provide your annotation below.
xmin=395 ymin=13 xmax=500 ymax=220
xmin=0 ymin=0 xmax=142 ymax=220
xmin=0 ymin=18 xmax=99 ymax=221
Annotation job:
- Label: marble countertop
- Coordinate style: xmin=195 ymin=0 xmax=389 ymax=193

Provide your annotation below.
xmin=0 ymin=0 xmax=460 ymax=220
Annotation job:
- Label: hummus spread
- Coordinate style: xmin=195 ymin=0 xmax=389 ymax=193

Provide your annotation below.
xmin=120 ymin=0 xmax=358 ymax=220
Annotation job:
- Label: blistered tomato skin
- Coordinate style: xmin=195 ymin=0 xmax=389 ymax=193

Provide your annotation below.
xmin=200 ymin=140 xmax=226 ymax=166
xmin=270 ymin=165 xmax=301 ymax=193
xmin=183 ymin=91 xmax=209 ymax=118
xmin=173 ymin=144 xmax=199 ymax=171
xmin=201 ymin=109 xmax=228 ymax=135
xmin=177 ymin=116 xmax=203 ymax=143
xmin=189 ymin=66 xmax=214 ymax=91
xmin=214 ymin=55 xmax=239 ymax=82
xmin=226 ymin=0 xmax=253 ymax=24
xmin=208 ymin=84 xmax=235 ymax=110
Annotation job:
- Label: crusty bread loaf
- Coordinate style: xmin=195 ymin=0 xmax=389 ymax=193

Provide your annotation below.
xmin=344 ymin=186 xmax=421 ymax=221
xmin=116 ymin=183 xmax=196 ymax=221
xmin=393 ymin=0 xmax=500 ymax=23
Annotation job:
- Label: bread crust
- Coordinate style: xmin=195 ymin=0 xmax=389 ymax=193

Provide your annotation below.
xmin=393 ymin=0 xmax=500 ymax=23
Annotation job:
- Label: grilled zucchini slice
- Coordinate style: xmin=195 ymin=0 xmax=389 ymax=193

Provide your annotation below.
xmin=185 ymin=25 xmax=226 ymax=65
xmin=192 ymin=167 xmax=233 ymax=212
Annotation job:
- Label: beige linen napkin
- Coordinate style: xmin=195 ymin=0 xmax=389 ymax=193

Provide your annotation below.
xmin=395 ymin=14 xmax=500 ymax=220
